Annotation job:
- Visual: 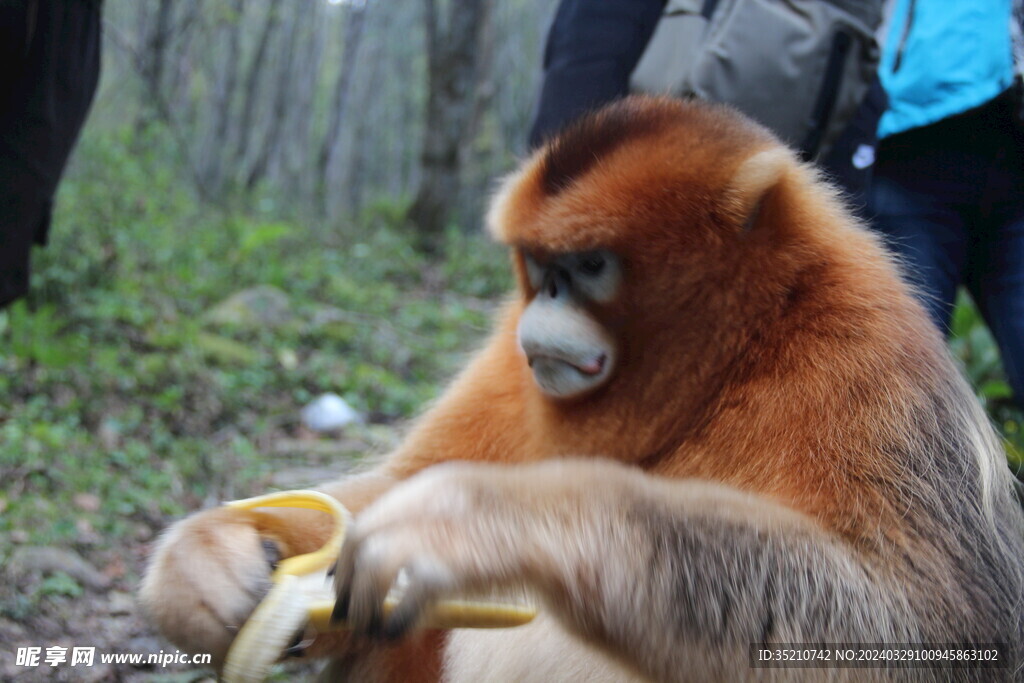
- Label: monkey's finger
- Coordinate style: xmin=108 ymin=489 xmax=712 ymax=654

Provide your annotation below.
xmin=261 ymin=538 xmax=282 ymax=572
xmin=282 ymin=627 xmax=314 ymax=659
xmin=331 ymin=530 xmax=363 ymax=623
xmin=381 ymin=558 xmax=451 ymax=641
xmin=178 ymin=528 xmax=272 ymax=630
xmin=345 ymin=538 xmax=404 ymax=636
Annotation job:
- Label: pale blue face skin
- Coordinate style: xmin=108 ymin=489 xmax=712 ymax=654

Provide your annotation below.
xmin=517 ymin=250 xmax=621 ymax=399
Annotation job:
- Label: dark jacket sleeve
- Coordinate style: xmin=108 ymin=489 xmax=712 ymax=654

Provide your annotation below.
xmin=529 ymin=0 xmax=666 ymax=148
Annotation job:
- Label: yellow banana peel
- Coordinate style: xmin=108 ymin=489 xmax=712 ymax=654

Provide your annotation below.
xmin=221 ymin=490 xmax=535 ymax=682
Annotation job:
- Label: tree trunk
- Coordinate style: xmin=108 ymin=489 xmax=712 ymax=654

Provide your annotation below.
xmin=286 ymin=1 xmax=327 ymax=198
xmin=341 ymin=13 xmax=389 ymax=217
xmin=406 ymin=0 xmax=493 ymax=252
xmin=167 ymin=0 xmax=201 ymax=119
xmin=201 ymin=0 xmax=244 ymax=189
xmin=233 ymin=0 xmax=282 ymax=170
xmin=459 ymin=4 xmax=499 ymax=221
xmin=134 ymin=0 xmax=174 ymax=134
xmin=317 ymin=3 xmax=368 ymax=210
xmin=245 ymin=5 xmax=302 ymax=190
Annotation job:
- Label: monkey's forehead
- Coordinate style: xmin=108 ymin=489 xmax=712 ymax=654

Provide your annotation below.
xmin=487 ymin=96 xmax=779 ymax=252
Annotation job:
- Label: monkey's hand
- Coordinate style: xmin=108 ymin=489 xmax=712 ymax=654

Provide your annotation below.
xmin=140 ymin=472 xmax=397 ymax=667
xmin=139 ymin=506 xmax=288 ymax=667
xmin=332 ymin=460 xmax=596 ymax=640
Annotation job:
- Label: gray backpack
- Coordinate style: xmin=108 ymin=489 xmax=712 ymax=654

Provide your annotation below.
xmin=630 ymin=0 xmax=883 ymax=160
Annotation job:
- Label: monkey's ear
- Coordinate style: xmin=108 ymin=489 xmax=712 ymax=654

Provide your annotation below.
xmin=725 ymin=148 xmax=791 ymax=233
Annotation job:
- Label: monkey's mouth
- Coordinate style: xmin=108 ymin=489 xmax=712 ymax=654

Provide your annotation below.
xmin=526 ymin=352 xmax=612 ymax=398
xmin=528 ymin=353 xmax=605 ymax=376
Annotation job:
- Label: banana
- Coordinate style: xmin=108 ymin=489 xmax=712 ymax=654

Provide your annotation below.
xmin=221 ymin=490 xmax=535 ymax=682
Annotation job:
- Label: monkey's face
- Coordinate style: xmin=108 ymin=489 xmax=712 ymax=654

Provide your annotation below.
xmin=490 ymin=97 xmax=792 ymax=407
xmin=515 ymin=249 xmax=621 ymax=399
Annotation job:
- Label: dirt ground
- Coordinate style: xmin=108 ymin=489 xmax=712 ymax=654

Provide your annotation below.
xmin=1 ymin=431 xmax=398 ymax=682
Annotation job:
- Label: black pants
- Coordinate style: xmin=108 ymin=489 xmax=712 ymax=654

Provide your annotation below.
xmin=0 ymin=0 xmax=101 ymax=307
xmin=867 ymin=89 xmax=1024 ymax=402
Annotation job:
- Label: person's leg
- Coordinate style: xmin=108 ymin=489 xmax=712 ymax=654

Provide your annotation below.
xmin=0 ymin=196 xmax=49 ymax=307
xmin=0 ymin=0 xmax=101 ymax=308
xmin=969 ymin=212 xmax=1024 ymax=403
xmin=867 ymin=127 xmax=975 ymax=330
xmin=964 ymin=93 xmax=1024 ymax=403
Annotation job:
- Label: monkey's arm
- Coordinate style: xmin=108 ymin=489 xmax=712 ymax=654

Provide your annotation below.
xmin=335 ymin=459 xmax=910 ymax=682
xmin=519 ymin=464 xmax=911 ymax=681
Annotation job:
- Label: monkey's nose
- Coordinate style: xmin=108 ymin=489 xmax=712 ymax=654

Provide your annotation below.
xmin=541 ymin=270 xmax=570 ymax=301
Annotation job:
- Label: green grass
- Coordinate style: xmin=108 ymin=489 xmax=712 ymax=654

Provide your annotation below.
xmin=949 ymin=292 xmax=1024 ymax=473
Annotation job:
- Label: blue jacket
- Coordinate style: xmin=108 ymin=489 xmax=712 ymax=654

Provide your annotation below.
xmin=878 ymin=0 xmax=1016 ymax=137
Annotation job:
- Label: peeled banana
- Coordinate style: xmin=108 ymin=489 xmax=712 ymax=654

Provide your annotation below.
xmin=221 ymin=490 xmax=535 ymax=682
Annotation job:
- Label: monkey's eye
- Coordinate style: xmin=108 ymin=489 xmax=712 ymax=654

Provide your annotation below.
xmin=577 ymin=254 xmax=606 ymax=277
xmin=565 ymin=250 xmax=620 ymax=303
